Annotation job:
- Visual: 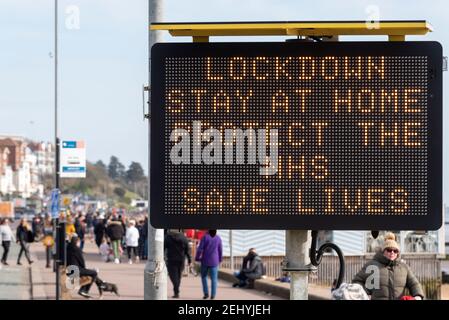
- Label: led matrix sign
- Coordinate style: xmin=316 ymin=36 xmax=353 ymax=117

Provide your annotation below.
xmin=150 ymin=42 xmax=442 ymax=230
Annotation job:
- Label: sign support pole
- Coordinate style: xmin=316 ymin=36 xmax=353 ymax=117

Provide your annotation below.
xmin=144 ymin=0 xmax=167 ymax=300
xmin=285 ymin=35 xmax=338 ymax=301
xmin=229 ymin=230 xmax=234 ymax=272
xmin=285 ymin=230 xmax=311 ymax=300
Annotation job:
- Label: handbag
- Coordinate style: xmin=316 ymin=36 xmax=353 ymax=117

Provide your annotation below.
xmin=26 ymin=230 xmax=34 ymax=243
xmin=331 ymin=283 xmax=370 ymax=300
xmin=42 ymin=235 xmax=54 ymax=247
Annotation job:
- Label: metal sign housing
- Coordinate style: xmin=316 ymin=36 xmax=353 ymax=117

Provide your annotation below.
xmin=150 ymin=41 xmax=442 ymax=230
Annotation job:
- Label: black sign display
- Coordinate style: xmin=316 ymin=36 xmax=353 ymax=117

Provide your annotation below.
xmin=150 ymin=41 xmax=442 ymax=230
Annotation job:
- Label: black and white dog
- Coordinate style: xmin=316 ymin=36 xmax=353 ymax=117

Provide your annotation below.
xmin=98 ymin=282 xmax=120 ymax=298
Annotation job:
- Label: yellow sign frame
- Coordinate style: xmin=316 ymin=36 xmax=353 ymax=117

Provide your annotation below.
xmin=150 ymin=20 xmax=432 ymax=42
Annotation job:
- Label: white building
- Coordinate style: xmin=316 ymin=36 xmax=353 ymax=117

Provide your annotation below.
xmin=14 ymin=160 xmax=31 ymax=197
xmin=0 ymin=147 xmax=15 ymax=195
xmin=28 ymin=141 xmax=54 ymax=175
xmin=0 ymin=136 xmax=48 ymax=199
xmin=12 ymin=147 xmax=43 ymax=198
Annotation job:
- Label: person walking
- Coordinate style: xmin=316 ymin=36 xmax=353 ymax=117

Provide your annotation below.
xmin=125 ymin=220 xmax=139 ymax=264
xmin=99 ymin=237 xmax=112 ymax=262
xmin=0 ymin=218 xmax=15 ymax=266
xmin=42 ymin=216 xmax=54 ymax=268
xmin=32 ymin=214 xmax=44 ymax=241
xmin=136 ymin=219 xmax=144 ymax=259
xmin=65 ymin=215 xmax=76 ymax=239
xmin=94 ymin=213 xmax=106 ymax=249
xmin=16 ymin=218 xmax=34 ymax=265
xmin=352 ymin=232 xmax=424 ymax=300
xmin=195 ymin=230 xmax=222 ymax=299
xmin=106 ymin=215 xmax=124 ymax=264
xmin=85 ymin=212 xmax=94 ymax=241
xmin=119 ymin=214 xmax=127 ymax=253
xmin=142 ymin=217 xmax=148 ymax=260
xmin=164 ymin=229 xmax=192 ymax=298
xmin=74 ymin=213 xmax=86 ymax=251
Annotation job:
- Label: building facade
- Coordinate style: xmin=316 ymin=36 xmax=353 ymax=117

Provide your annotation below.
xmin=0 ymin=135 xmax=53 ymax=199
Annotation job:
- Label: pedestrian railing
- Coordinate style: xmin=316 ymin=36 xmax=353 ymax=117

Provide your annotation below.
xmin=222 ymin=254 xmax=442 ymax=299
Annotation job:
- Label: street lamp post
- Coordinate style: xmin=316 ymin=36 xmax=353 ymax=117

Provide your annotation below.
xmin=53 ymin=0 xmax=65 ymax=301
xmin=54 ymin=0 xmax=60 ymax=301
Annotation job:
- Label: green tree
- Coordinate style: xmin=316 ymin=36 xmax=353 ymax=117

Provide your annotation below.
xmin=108 ymin=156 xmax=125 ymax=180
xmin=113 ymin=187 xmax=126 ymax=198
xmin=95 ymin=160 xmax=107 ymax=172
xmin=126 ymin=162 xmax=145 ymax=183
xmin=74 ymin=180 xmax=89 ymax=193
xmin=118 ymin=163 xmax=126 ymax=179
xmin=123 ymin=196 xmax=132 ymax=205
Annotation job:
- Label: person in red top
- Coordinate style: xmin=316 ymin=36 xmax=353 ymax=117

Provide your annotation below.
xmin=195 ymin=229 xmax=206 ymax=240
xmin=184 ymin=229 xmax=195 ymax=239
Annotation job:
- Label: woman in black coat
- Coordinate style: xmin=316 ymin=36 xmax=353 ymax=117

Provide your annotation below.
xmin=94 ymin=217 xmax=106 ymax=248
xmin=16 ymin=218 xmax=33 ymax=265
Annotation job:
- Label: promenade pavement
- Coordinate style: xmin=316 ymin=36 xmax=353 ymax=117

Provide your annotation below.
xmin=3 ymin=238 xmax=447 ymax=300
xmin=28 ymin=240 xmax=282 ymax=300
xmin=0 ymin=243 xmax=31 ymax=300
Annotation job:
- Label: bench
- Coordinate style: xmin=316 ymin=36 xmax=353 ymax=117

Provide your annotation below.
xmin=247 ymin=278 xmax=256 ymax=289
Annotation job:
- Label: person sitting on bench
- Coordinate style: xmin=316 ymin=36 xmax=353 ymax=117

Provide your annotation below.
xmin=66 ymin=233 xmax=107 ymax=298
xmin=233 ymin=248 xmax=264 ymax=288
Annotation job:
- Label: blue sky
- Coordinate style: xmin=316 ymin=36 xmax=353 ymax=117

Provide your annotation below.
xmin=0 ymin=0 xmax=448 ymax=204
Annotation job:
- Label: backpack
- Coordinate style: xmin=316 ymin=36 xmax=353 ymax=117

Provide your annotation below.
xmin=331 ymin=283 xmax=369 ymax=300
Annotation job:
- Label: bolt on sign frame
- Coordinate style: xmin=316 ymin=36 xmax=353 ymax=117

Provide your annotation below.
xmin=149 ymin=21 xmax=442 ymax=230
